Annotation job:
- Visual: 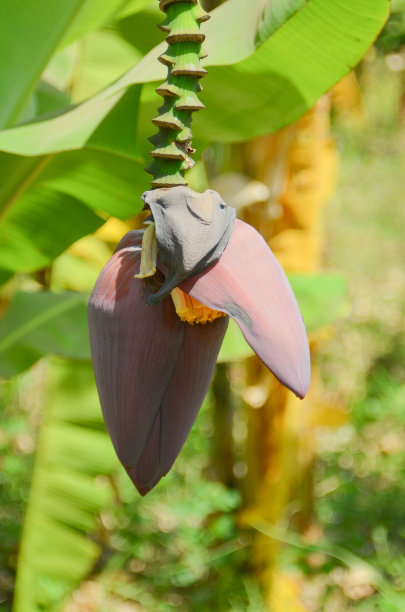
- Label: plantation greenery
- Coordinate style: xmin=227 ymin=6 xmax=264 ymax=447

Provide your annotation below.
xmin=0 ymin=0 xmax=401 ymax=611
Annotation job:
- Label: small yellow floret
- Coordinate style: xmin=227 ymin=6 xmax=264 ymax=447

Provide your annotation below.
xmin=170 ymin=287 xmax=226 ymax=325
xmin=135 ymin=223 xmax=158 ymax=279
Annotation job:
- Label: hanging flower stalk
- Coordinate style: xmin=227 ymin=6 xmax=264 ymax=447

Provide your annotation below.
xmin=88 ymin=0 xmax=311 ymax=496
xmin=146 ymin=0 xmax=209 ymax=188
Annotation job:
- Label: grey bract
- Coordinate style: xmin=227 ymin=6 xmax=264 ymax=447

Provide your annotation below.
xmin=141 ymin=186 xmax=236 ymax=305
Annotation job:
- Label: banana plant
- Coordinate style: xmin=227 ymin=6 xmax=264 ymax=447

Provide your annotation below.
xmin=87 ymin=0 xmax=311 ymax=495
xmin=0 ymin=0 xmax=389 ymax=285
xmin=1 ymin=0 xmax=389 ymax=610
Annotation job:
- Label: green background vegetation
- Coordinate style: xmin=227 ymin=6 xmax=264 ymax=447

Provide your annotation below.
xmin=0 ymin=0 xmax=404 ymax=610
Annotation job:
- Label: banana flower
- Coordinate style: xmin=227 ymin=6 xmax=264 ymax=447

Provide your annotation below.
xmin=88 ymin=187 xmax=310 ymax=495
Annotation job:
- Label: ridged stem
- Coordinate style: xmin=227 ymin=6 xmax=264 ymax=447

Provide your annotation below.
xmin=146 ymin=0 xmax=210 ymax=188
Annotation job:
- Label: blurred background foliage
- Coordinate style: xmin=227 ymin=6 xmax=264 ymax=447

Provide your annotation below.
xmin=0 ymin=0 xmax=404 ymax=610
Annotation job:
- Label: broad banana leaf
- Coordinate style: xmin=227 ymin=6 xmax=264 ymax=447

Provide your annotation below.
xmin=0 ymin=135 xmax=145 ymax=278
xmin=12 ymin=359 xmax=117 ymax=612
xmin=0 ymin=0 xmax=389 ymax=154
xmin=0 ymin=292 xmax=90 ymax=378
xmin=0 ymin=0 xmax=388 ymax=285
xmin=0 ymin=0 xmax=146 ymax=130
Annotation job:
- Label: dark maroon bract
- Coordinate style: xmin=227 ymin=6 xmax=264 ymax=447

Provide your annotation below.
xmin=88 ymin=214 xmax=310 ymax=495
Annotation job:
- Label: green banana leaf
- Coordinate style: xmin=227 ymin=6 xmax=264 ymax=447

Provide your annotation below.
xmin=68 ymin=27 xmax=142 ymax=102
xmin=59 ymin=0 xmax=154 ymax=49
xmin=0 ymin=0 xmax=306 ymax=283
xmin=0 ymin=0 xmax=389 ymax=154
xmin=0 ymin=6 xmax=145 ymax=283
xmin=289 ymin=273 xmax=349 ymax=332
xmin=0 ymin=0 xmax=145 ymax=130
xmin=0 ymin=133 xmax=145 ymax=278
xmin=12 ymin=359 xmax=117 ymax=612
xmin=0 ymin=0 xmax=388 ymax=285
xmin=0 ymin=292 xmax=90 ymax=378
xmin=195 ymin=0 xmax=390 ymax=141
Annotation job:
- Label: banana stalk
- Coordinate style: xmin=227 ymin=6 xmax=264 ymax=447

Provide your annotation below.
xmin=146 ymin=0 xmax=210 ymax=187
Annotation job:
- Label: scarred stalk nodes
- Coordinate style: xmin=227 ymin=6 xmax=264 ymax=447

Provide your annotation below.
xmin=146 ymin=0 xmax=210 ymax=188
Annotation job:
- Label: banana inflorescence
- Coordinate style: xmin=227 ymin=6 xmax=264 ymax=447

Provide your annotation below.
xmin=146 ymin=0 xmax=210 ymax=187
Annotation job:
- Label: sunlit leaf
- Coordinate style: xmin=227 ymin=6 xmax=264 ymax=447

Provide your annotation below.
xmin=13 ymin=359 xmax=117 ymax=612
xmin=0 ymin=187 xmax=103 ymax=275
xmin=0 ymin=0 xmax=140 ymax=130
xmin=0 ymin=0 xmax=309 ymax=155
xmin=35 ymin=82 xmax=71 ymax=116
xmin=253 ymin=0 xmax=308 ymax=48
xmin=0 ymin=145 xmax=145 ymax=279
xmin=49 ymin=233 xmax=115 ymax=293
xmin=205 ymin=0 xmax=307 ymax=65
xmin=0 ymin=82 xmax=142 ymax=157
xmin=16 ymin=81 xmax=72 ymax=126
xmin=38 ymin=149 xmax=145 ymax=216
xmin=0 ymin=292 xmax=90 ymax=378
xmin=115 ymin=0 xmax=155 ymax=20
xmin=50 ymin=249 xmax=108 ymax=293
xmin=194 ymin=0 xmax=390 ymax=141
xmin=218 ymin=319 xmax=254 ymax=363
xmin=289 ymin=274 xmax=348 ymax=332
xmin=0 ymin=0 xmax=79 ymax=128
xmin=69 ymin=27 xmax=142 ymax=103
xmin=117 ymin=5 xmax=163 ymax=56
xmin=0 ymin=0 xmax=389 ymax=154
xmin=59 ymin=0 xmax=150 ymax=48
